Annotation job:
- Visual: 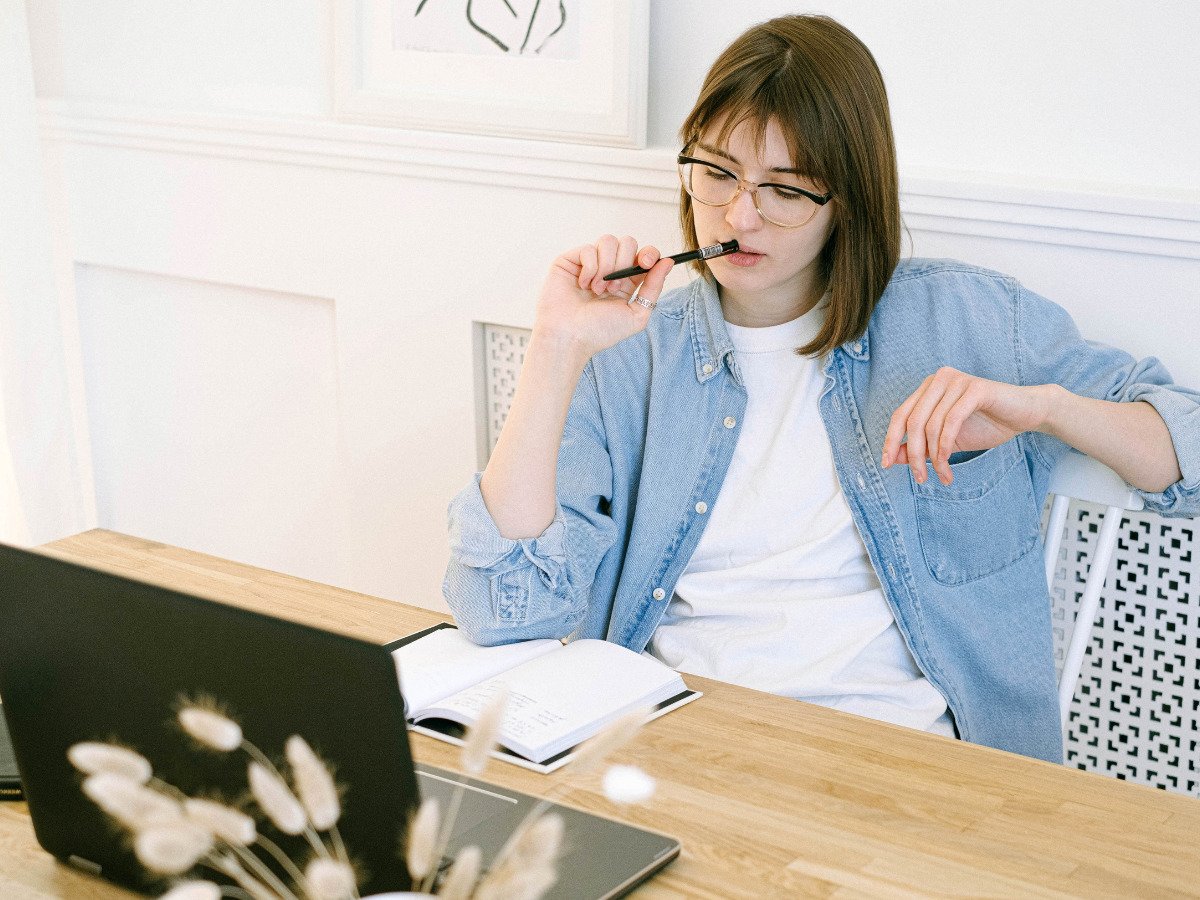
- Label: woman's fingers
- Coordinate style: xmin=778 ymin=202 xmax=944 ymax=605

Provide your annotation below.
xmin=903 ymin=378 xmax=949 ymax=483
xmin=883 ymin=368 xmax=991 ymax=485
xmin=599 ymin=237 xmax=641 ymax=300
xmin=607 ymin=236 xmax=639 ymax=296
xmin=559 ymin=236 xmax=672 ymax=325
xmin=926 ymin=379 xmax=971 ymax=484
xmin=882 ymin=375 xmax=930 ymax=470
xmin=588 ymin=234 xmax=621 ymax=294
xmin=625 ymin=254 xmax=674 ymax=319
xmin=576 ymin=244 xmax=598 ymax=291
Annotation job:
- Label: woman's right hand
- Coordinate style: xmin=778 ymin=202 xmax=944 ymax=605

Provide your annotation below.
xmin=534 ymin=235 xmax=675 ymax=360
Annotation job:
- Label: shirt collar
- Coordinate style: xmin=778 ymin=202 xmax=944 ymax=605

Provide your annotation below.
xmin=687 ymin=276 xmax=736 ymax=384
xmin=685 ymin=277 xmax=870 ymax=381
xmin=841 ymin=329 xmax=870 ymax=360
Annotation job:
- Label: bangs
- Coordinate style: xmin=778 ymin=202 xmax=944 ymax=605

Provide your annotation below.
xmin=680 ymin=58 xmax=832 ymax=188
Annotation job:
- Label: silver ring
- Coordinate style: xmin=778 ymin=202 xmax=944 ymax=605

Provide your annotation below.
xmin=632 ymin=295 xmax=656 ymax=310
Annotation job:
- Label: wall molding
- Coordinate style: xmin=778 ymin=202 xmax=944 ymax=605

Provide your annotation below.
xmin=38 ymin=99 xmax=1200 ymax=260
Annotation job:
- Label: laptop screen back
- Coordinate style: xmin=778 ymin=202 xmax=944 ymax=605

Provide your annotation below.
xmin=0 ymin=544 xmax=419 ymax=895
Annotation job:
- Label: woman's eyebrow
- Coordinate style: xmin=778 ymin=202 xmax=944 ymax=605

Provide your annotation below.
xmin=695 ymin=141 xmax=806 ymax=176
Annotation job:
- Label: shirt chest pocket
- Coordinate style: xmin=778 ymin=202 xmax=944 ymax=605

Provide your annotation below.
xmin=913 ymin=440 xmax=1041 ymax=586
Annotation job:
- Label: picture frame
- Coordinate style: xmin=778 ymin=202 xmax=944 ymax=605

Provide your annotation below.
xmin=334 ymin=0 xmax=649 ymax=147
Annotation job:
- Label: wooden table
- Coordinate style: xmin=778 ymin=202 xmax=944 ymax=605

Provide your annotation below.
xmin=3 ymin=530 xmax=1199 ymax=898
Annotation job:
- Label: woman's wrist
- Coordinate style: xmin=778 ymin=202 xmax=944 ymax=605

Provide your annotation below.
xmin=1032 ymin=383 xmax=1068 ymax=436
xmin=528 ymin=325 xmax=593 ymax=376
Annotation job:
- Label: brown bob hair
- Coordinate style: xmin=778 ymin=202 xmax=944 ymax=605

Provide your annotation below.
xmin=679 ymin=15 xmax=901 ymax=358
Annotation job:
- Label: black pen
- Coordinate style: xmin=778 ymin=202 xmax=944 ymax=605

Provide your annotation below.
xmin=602 ymin=240 xmax=740 ymax=280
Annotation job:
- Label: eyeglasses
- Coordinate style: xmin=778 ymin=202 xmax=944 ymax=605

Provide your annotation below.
xmin=677 ymin=153 xmax=832 ymax=228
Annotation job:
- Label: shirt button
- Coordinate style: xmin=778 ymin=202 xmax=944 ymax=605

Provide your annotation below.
xmin=702 ymin=363 xmax=713 ymax=375
xmin=695 ymin=501 xmax=708 ymax=514
xmin=853 ymin=341 xmax=863 ymax=353
xmin=723 ymin=416 xmax=736 ymax=428
xmin=652 ymin=587 xmax=666 ymax=600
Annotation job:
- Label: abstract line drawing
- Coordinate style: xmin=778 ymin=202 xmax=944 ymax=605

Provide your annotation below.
xmin=350 ymin=2 xmax=640 ymax=144
xmin=412 ymin=0 xmax=569 ymax=56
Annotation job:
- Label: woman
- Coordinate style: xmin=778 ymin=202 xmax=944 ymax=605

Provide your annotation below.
xmin=443 ymin=15 xmax=1198 ymax=763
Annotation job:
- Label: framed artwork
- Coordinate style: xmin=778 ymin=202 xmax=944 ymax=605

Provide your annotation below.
xmin=334 ymin=0 xmax=649 ymax=147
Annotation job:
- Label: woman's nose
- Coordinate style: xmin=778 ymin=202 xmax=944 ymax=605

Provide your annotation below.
xmin=725 ymin=187 xmax=763 ymax=231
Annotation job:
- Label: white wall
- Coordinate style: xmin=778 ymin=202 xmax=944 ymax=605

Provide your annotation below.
xmin=17 ymin=1 xmax=1200 ymax=610
xmin=0 ymin=0 xmax=92 ymax=546
xmin=648 ymin=1 xmax=1200 ymax=192
xmin=28 ymin=1 xmax=1200 ymax=193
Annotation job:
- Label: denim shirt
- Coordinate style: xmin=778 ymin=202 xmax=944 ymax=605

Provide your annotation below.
xmin=445 ymin=258 xmax=1200 ymax=764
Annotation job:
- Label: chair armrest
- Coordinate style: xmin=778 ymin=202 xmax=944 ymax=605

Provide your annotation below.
xmin=1047 ymin=451 xmax=1145 ymax=511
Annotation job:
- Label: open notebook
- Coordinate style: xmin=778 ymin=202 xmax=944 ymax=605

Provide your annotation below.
xmin=389 ymin=624 xmax=701 ymax=773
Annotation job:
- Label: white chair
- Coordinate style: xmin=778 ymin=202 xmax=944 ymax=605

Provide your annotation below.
xmin=1043 ymin=451 xmax=1144 ymax=734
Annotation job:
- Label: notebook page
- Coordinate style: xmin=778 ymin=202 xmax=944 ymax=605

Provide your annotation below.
xmin=392 ymin=628 xmax=561 ymax=716
xmin=417 ymin=639 xmax=687 ymax=762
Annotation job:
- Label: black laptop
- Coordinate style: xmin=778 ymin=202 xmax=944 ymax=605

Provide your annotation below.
xmin=0 ymin=544 xmax=680 ymax=897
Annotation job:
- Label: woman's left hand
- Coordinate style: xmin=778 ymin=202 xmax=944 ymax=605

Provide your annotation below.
xmin=881 ymin=367 xmax=1053 ymax=485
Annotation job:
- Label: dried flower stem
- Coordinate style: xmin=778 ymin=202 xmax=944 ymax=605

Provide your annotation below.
xmin=328 ymin=826 xmax=352 ymax=873
xmin=205 ymin=852 xmax=275 ymax=900
xmin=419 ymin=784 xmax=464 ymax=894
xmin=149 ymin=777 xmax=189 ymax=802
xmin=490 ymin=707 xmax=648 ymax=874
xmin=406 ymin=797 xmax=441 ymax=885
xmin=253 ymin=834 xmax=309 ymax=890
xmin=480 ymin=810 xmax=562 ymax=900
xmin=240 ymin=740 xmax=332 ymax=861
xmin=151 ymin=778 xmax=292 ymax=898
xmin=325 ymin=829 xmax=358 ymax=899
xmin=438 ymin=844 xmax=481 ymax=900
xmin=228 ymin=844 xmax=299 ymax=900
xmin=282 ymin=736 xmax=355 ymax=894
xmin=421 ymin=686 xmax=509 ymax=893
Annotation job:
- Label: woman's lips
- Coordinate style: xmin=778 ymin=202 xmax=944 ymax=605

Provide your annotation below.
xmin=723 ymin=250 xmax=765 ymax=267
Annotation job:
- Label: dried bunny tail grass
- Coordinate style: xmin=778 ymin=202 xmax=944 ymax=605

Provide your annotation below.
xmin=477 ymin=810 xmax=563 ymax=900
xmin=247 ymin=761 xmax=307 ymax=836
xmin=602 ymin=764 xmax=657 ymax=805
xmin=209 ymin=851 xmax=277 ymax=900
xmin=510 ymin=811 xmax=564 ymax=869
xmin=438 ymin=844 xmax=482 ymax=900
xmin=569 ymin=707 xmax=649 ymax=775
xmin=461 ymin=685 xmax=509 ymax=776
xmin=285 ymin=735 xmax=341 ymax=831
xmin=82 ymin=772 xmax=184 ymax=831
xmin=417 ymin=685 xmax=508 ymax=892
xmin=133 ymin=820 xmax=213 ymax=875
xmin=303 ymin=857 xmax=357 ymax=900
xmin=183 ymin=798 xmax=256 ymax=847
xmin=159 ymin=880 xmax=223 ymax=900
xmin=474 ymin=860 xmax=558 ymax=900
xmin=68 ymin=742 xmax=153 ymax=783
xmin=177 ymin=705 xmax=243 ymax=753
xmin=405 ymin=796 xmax=441 ymax=883
xmin=495 ymin=811 xmax=564 ymax=874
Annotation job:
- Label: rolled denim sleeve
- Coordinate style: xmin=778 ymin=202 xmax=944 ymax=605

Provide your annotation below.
xmin=443 ymin=362 xmax=620 ymax=645
xmin=1017 ymin=284 xmax=1200 ymax=516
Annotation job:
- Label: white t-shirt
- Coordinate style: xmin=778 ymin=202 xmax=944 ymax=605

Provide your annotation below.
xmin=647 ymin=300 xmax=956 ymax=737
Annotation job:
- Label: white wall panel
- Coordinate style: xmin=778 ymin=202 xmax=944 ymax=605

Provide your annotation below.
xmin=75 ymin=265 xmax=346 ymax=586
xmin=25 ymin=0 xmax=330 ymax=117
